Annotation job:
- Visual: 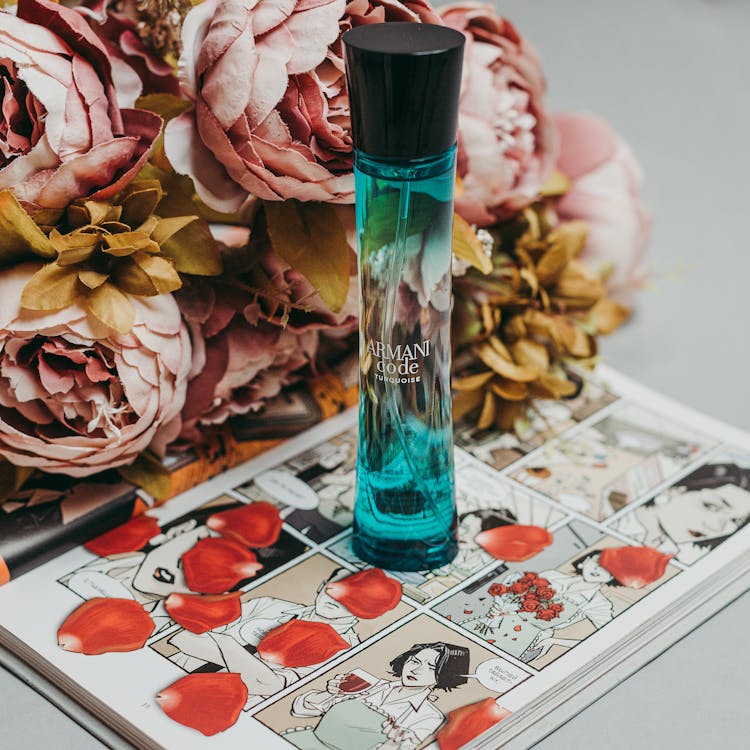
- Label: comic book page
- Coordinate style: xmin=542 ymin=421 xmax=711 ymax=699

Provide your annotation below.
xmin=0 ymin=366 xmax=749 ymax=750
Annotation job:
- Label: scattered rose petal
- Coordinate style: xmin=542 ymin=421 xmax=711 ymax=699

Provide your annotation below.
xmin=437 ymin=697 xmax=511 ymax=750
xmin=475 ymin=525 xmax=553 ymax=561
xmin=207 ymin=501 xmax=283 ymax=548
xmin=182 ymin=537 xmax=263 ymax=594
xmin=599 ymin=546 xmax=672 ymax=589
xmin=156 ymin=673 xmax=247 ymax=736
xmin=165 ymin=592 xmax=243 ymax=634
xmin=326 ymin=568 xmax=402 ymax=619
xmin=84 ymin=515 xmax=160 ymax=556
xmin=257 ymin=619 xmax=349 ymax=668
xmin=58 ymin=597 xmax=154 ymax=655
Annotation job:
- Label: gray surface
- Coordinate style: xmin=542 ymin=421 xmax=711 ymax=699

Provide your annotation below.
xmin=2 ymin=0 xmax=749 ymax=748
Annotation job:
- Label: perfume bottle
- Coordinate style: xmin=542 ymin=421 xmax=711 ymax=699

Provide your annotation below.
xmin=344 ymin=23 xmax=465 ymax=571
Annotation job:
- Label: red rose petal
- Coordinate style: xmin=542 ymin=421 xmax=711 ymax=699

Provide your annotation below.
xmin=475 ymin=525 xmax=553 ymax=561
xmin=206 ymin=501 xmax=283 ymax=548
xmin=157 ymin=673 xmax=247 ymax=736
xmin=599 ymin=546 xmax=672 ymax=589
xmin=437 ymin=697 xmax=511 ymax=750
xmin=165 ymin=592 xmax=242 ymax=634
xmin=182 ymin=538 xmax=263 ymax=594
xmin=84 ymin=515 xmax=160 ymax=556
xmin=326 ymin=568 xmax=402 ymax=619
xmin=257 ymin=620 xmax=349 ymax=668
xmin=58 ymin=598 xmax=154 ymax=655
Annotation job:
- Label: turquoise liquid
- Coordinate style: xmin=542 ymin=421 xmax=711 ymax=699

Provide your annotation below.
xmin=353 ymin=147 xmax=458 ymax=571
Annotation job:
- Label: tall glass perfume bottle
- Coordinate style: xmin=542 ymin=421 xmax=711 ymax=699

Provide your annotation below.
xmin=344 ymin=23 xmax=465 ymax=571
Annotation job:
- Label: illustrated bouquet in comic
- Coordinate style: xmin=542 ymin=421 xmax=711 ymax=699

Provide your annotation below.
xmin=0 ymin=0 xmax=650 ymax=493
xmin=484 ymin=572 xmax=565 ymax=629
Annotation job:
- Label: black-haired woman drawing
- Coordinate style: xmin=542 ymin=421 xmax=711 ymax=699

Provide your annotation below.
xmin=284 ymin=641 xmax=470 ymax=750
xmin=614 ymin=462 xmax=750 ymax=564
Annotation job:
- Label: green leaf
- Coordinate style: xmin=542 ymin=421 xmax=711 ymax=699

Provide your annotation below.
xmin=52 ymin=230 xmax=101 ymax=266
xmin=361 ymin=190 xmax=441 ymax=258
xmin=0 ymin=190 xmax=55 ymax=264
xmin=155 ymin=216 xmax=223 ymax=276
xmin=119 ymin=181 xmax=164 ymax=227
xmin=87 ymin=282 xmax=135 ymax=333
xmin=135 ymin=94 xmax=191 ymax=123
xmin=104 ymin=232 xmax=160 ymax=257
xmin=21 ymin=264 xmax=81 ymax=311
xmin=118 ymin=452 xmax=172 ymax=500
xmin=264 ymin=200 xmax=350 ymax=312
xmin=118 ymin=252 xmax=182 ymax=295
xmin=0 ymin=461 xmax=34 ymax=502
xmin=78 ymin=270 xmax=109 ymax=290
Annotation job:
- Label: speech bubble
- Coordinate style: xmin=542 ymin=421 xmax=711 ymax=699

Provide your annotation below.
xmin=253 ymin=469 xmax=320 ymax=510
xmin=66 ymin=571 xmax=136 ymax=601
xmin=468 ymin=659 xmax=528 ymax=692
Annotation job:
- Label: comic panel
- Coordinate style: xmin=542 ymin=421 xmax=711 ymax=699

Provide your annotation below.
xmin=608 ymin=449 xmax=750 ymax=565
xmin=149 ymin=554 xmax=413 ymax=710
xmin=58 ymin=494 xmax=308 ymax=636
xmin=328 ymin=462 xmax=566 ymax=604
xmin=255 ymin=614 xmax=526 ymax=750
xmin=433 ymin=520 xmax=680 ymax=670
xmin=455 ymin=374 xmax=617 ymax=471
xmin=235 ymin=429 xmax=357 ymax=544
xmin=509 ymin=403 xmax=717 ymax=520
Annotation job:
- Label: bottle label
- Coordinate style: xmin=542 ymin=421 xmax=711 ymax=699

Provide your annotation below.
xmin=367 ymin=338 xmax=431 ymax=384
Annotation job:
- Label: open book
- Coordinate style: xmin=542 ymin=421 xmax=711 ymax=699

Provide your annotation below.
xmin=0 ymin=365 xmax=748 ymax=750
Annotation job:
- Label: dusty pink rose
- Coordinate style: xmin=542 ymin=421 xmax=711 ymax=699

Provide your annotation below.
xmin=166 ymin=0 xmax=441 ymax=212
xmin=553 ymin=112 xmax=651 ymax=303
xmin=440 ymin=2 xmax=557 ymax=225
xmin=174 ymin=221 xmax=358 ymax=442
xmin=0 ymin=265 xmax=191 ymax=477
xmin=0 ymin=0 xmax=161 ymax=213
xmin=175 ymin=279 xmax=319 ymax=443
xmin=76 ymin=0 xmax=181 ymax=97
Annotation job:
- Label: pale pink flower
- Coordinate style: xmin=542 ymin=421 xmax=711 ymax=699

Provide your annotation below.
xmin=0 ymin=0 xmax=161 ymax=214
xmin=440 ymin=2 xmax=557 ymax=225
xmin=165 ymin=0 xmax=441 ymax=212
xmin=75 ymin=0 xmax=181 ymax=97
xmin=553 ymin=112 xmax=651 ymax=303
xmin=0 ymin=264 xmax=191 ymax=476
xmin=175 ymin=278 xmax=320 ymax=443
xmin=173 ymin=220 xmax=358 ymax=443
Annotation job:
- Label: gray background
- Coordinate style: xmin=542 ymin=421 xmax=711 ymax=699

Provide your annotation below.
xmin=1 ymin=0 xmax=749 ymax=748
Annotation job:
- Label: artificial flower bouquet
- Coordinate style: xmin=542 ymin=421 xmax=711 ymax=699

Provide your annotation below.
xmin=0 ymin=0 xmax=649 ymax=499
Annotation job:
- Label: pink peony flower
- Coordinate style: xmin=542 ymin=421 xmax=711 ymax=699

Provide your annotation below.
xmin=173 ymin=220 xmax=358 ymax=444
xmin=175 ymin=278 xmax=320 ymax=443
xmin=440 ymin=2 xmax=557 ymax=226
xmin=76 ymin=0 xmax=181 ymax=97
xmin=553 ymin=112 xmax=651 ymax=303
xmin=0 ymin=0 xmax=162 ymax=213
xmin=165 ymin=0 xmax=441 ymax=212
xmin=0 ymin=264 xmax=191 ymax=477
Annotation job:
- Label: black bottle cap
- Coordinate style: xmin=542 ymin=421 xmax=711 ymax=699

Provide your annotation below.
xmin=343 ymin=23 xmax=465 ymax=160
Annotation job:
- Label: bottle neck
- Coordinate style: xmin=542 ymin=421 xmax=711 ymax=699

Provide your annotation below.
xmin=353 ymin=145 xmax=456 ymax=181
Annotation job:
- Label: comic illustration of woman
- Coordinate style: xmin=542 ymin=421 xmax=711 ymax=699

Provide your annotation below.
xmin=461 ymin=552 xmax=617 ymax=662
xmin=62 ymin=502 xmax=306 ymax=635
xmin=283 ymin=642 xmax=470 ymax=750
xmin=443 ymin=509 xmax=518 ymax=578
xmin=613 ymin=462 xmax=750 ymax=563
